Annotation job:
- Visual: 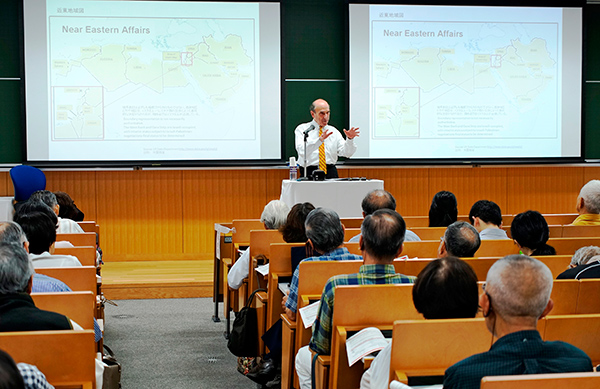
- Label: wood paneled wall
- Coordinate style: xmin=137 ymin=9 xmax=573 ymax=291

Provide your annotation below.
xmin=0 ymin=166 xmax=597 ymax=261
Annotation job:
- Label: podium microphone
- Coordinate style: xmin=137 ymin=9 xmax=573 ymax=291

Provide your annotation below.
xmin=303 ymin=124 xmax=315 ymax=136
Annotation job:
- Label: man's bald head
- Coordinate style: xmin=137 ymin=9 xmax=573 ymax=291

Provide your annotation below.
xmin=486 ymin=254 xmax=553 ymax=322
xmin=361 ymin=190 xmax=396 ymax=216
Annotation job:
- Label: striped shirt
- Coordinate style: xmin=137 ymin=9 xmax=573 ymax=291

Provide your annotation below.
xmin=309 ymin=264 xmax=416 ymax=355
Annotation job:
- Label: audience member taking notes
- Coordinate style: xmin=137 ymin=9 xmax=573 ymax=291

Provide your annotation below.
xmin=295 ymin=209 xmax=415 ymax=389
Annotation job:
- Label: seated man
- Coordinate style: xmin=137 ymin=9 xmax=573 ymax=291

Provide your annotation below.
xmin=349 ymin=189 xmax=420 ymax=243
xmin=227 ymin=200 xmax=290 ymax=290
xmin=295 ymin=209 xmax=416 ymax=389
xmin=572 ymin=180 xmax=600 ymax=225
xmin=283 ymin=208 xmax=362 ymax=322
xmin=438 ymin=221 xmax=481 ymax=258
xmin=557 ymin=245 xmax=600 ymax=279
xmin=0 ymin=242 xmax=73 ymax=331
xmin=360 ymin=256 xmax=480 ymax=389
xmin=29 ymin=190 xmax=84 ymax=233
xmin=468 ymin=200 xmax=509 ymax=240
xmin=14 ymin=212 xmax=82 ymax=268
xmin=444 ymin=254 xmax=592 ymax=388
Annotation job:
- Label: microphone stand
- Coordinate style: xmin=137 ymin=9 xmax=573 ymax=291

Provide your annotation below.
xmin=303 ymin=131 xmax=309 ymax=180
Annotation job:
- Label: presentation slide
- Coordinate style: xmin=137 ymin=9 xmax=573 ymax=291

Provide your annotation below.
xmin=23 ymin=0 xmax=281 ymax=162
xmin=349 ymin=4 xmax=582 ymax=161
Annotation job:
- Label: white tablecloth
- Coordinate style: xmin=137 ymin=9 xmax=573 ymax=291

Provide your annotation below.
xmin=280 ymin=179 xmax=384 ymax=218
xmin=0 ymin=197 xmax=13 ymax=222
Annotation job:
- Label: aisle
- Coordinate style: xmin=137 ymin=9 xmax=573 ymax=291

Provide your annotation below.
xmin=104 ymin=298 xmax=254 ymax=388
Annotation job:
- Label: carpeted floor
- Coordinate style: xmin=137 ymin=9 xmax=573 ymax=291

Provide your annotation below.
xmin=104 ymin=298 xmax=258 ymax=388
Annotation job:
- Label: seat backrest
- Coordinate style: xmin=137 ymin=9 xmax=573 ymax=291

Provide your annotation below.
xmin=329 ymin=284 xmax=422 ymax=389
xmin=561 ymin=224 xmax=600 ymax=237
xmin=542 ymin=313 xmax=600 ymax=365
xmin=35 ymin=266 xmax=97 ymax=295
xmin=232 ymin=219 xmax=265 ymax=245
xmin=31 ymin=291 xmax=95 ymax=330
xmin=576 ymin=279 xmax=600 ymax=314
xmin=549 ymin=237 xmax=600 ymax=255
xmin=56 ymin=232 xmax=96 ymax=247
xmin=548 ymin=280 xmax=580 ymax=315
xmin=0 ymin=330 xmax=95 ymax=387
xmin=9 ymin=165 xmax=46 ymax=202
xmin=54 ymin=246 xmax=96 ymax=266
xmin=390 ymin=318 xmax=491 ymax=383
xmin=481 ymin=372 xmax=600 ymax=388
xmin=340 ymin=217 xmax=363 ymax=228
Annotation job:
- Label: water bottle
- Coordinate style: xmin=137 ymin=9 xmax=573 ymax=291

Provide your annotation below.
xmin=289 ymin=157 xmax=298 ymax=181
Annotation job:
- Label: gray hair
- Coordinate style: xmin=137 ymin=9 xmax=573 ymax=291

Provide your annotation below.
xmin=0 ymin=243 xmax=34 ymax=294
xmin=579 ymin=180 xmax=600 ymax=214
xmin=486 ymin=254 xmax=553 ymax=320
xmin=444 ymin=221 xmax=481 ymax=257
xmin=0 ymin=222 xmax=27 ymax=245
xmin=30 ymin=190 xmax=58 ymax=209
xmin=571 ymin=246 xmax=600 ymax=267
xmin=305 ymin=208 xmax=344 ymax=254
xmin=260 ymin=200 xmax=290 ymax=230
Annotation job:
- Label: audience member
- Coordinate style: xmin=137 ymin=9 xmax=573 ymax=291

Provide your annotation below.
xmin=0 ymin=222 xmax=102 ymax=343
xmin=0 ymin=242 xmax=73 ymax=331
xmin=0 ymin=348 xmax=24 ymax=389
xmin=444 ymin=254 xmax=592 ymax=388
xmin=360 ymin=256 xmax=479 ymax=389
xmin=572 ymin=180 xmax=600 ymax=226
xmin=227 ymin=200 xmax=290 ymax=290
xmin=349 ymin=190 xmax=420 ymax=243
xmin=13 ymin=212 xmax=82 ymax=268
xmin=54 ymin=191 xmax=85 ymax=222
xmin=295 ymin=209 xmax=415 ymax=389
xmin=438 ymin=221 xmax=481 ymax=258
xmin=17 ymin=362 xmax=54 ymax=389
xmin=429 ymin=191 xmax=458 ymax=227
xmin=29 ymin=190 xmax=84 ymax=233
xmin=557 ymin=245 xmax=600 ymax=279
xmin=279 ymin=202 xmax=315 ymax=243
xmin=511 ymin=211 xmax=556 ymax=256
xmin=468 ymin=200 xmax=509 ymax=240
xmin=283 ymin=208 xmax=362 ymax=322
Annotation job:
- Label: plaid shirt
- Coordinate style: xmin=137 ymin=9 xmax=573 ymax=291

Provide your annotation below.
xmin=444 ymin=330 xmax=593 ymax=389
xmin=17 ymin=363 xmax=54 ymax=389
xmin=285 ymin=247 xmax=362 ymax=313
xmin=309 ymin=264 xmax=416 ymax=355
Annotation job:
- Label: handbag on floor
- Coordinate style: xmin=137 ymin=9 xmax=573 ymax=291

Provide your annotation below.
xmin=102 ymin=344 xmax=122 ymax=389
xmin=227 ymin=288 xmax=266 ymax=357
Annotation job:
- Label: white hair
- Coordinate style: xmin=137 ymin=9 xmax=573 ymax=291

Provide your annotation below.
xmin=260 ymin=200 xmax=290 ymax=230
xmin=571 ymin=246 xmax=600 ymax=267
xmin=486 ymin=254 xmax=553 ymax=320
xmin=579 ymin=180 xmax=600 ymax=214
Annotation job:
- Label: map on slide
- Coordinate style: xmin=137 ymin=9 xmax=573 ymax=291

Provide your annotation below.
xmin=372 ymin=21 xmax=558 ymax=140
xmin=49 ymin=17 xmax=255 ymax=141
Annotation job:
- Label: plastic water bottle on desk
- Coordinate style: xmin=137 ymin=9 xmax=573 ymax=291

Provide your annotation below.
xmin=289 ymin=157 xmax=298 ymax=181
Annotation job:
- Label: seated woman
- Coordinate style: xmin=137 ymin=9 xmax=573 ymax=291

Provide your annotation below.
xmin=429 ymin=191 xmax=458 ymax=227
xmin=511 ymin=211 xmax=556 ymax=256
xmin=557 ymin=245 xmax=600 ymax=279
xmin=360 ymin=256 xmax=479 ymax=389
xmin=280 ymin=202 xmax=315 ymax=244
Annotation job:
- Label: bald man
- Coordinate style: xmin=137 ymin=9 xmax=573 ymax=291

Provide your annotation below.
xmin=444 ymin=255 xmax=592 ymax=388
xmin=294 ymin=99 xmax=359 ymax=179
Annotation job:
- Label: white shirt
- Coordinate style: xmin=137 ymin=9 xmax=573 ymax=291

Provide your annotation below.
xmin=479 ymin=227 xmax=509 ymax=240
xmin=295 ymin=120 xmax=356 ymax=167
xmin=57 ymin=217 xmax=85 ymax=234
xmin=360 ymin=342 xmax=392 ymax=389
xmin=29 ymin=252 xmax=82 ymax=268
xmin=227 ymin=248 xmax=250 ymax=290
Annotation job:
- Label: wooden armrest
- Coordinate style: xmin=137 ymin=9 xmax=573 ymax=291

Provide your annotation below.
xmin=257 ymin=291 xmax=268 ymax=303
xmin=363 ymin=355 xmax=375 ymax=369
xmin=281 ymin=313 xmax=296 ymax=329
xmin=222 ymin=257 xmax=233 ymax=266
xmin=394 ymin=370 xmax=409 ymax=384
xmin=317 ymin=354 xmax=330 ymax=366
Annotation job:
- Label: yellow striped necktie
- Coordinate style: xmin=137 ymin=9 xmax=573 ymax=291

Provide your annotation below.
xmin=318 ymin=127 xmax=327 ymax=173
